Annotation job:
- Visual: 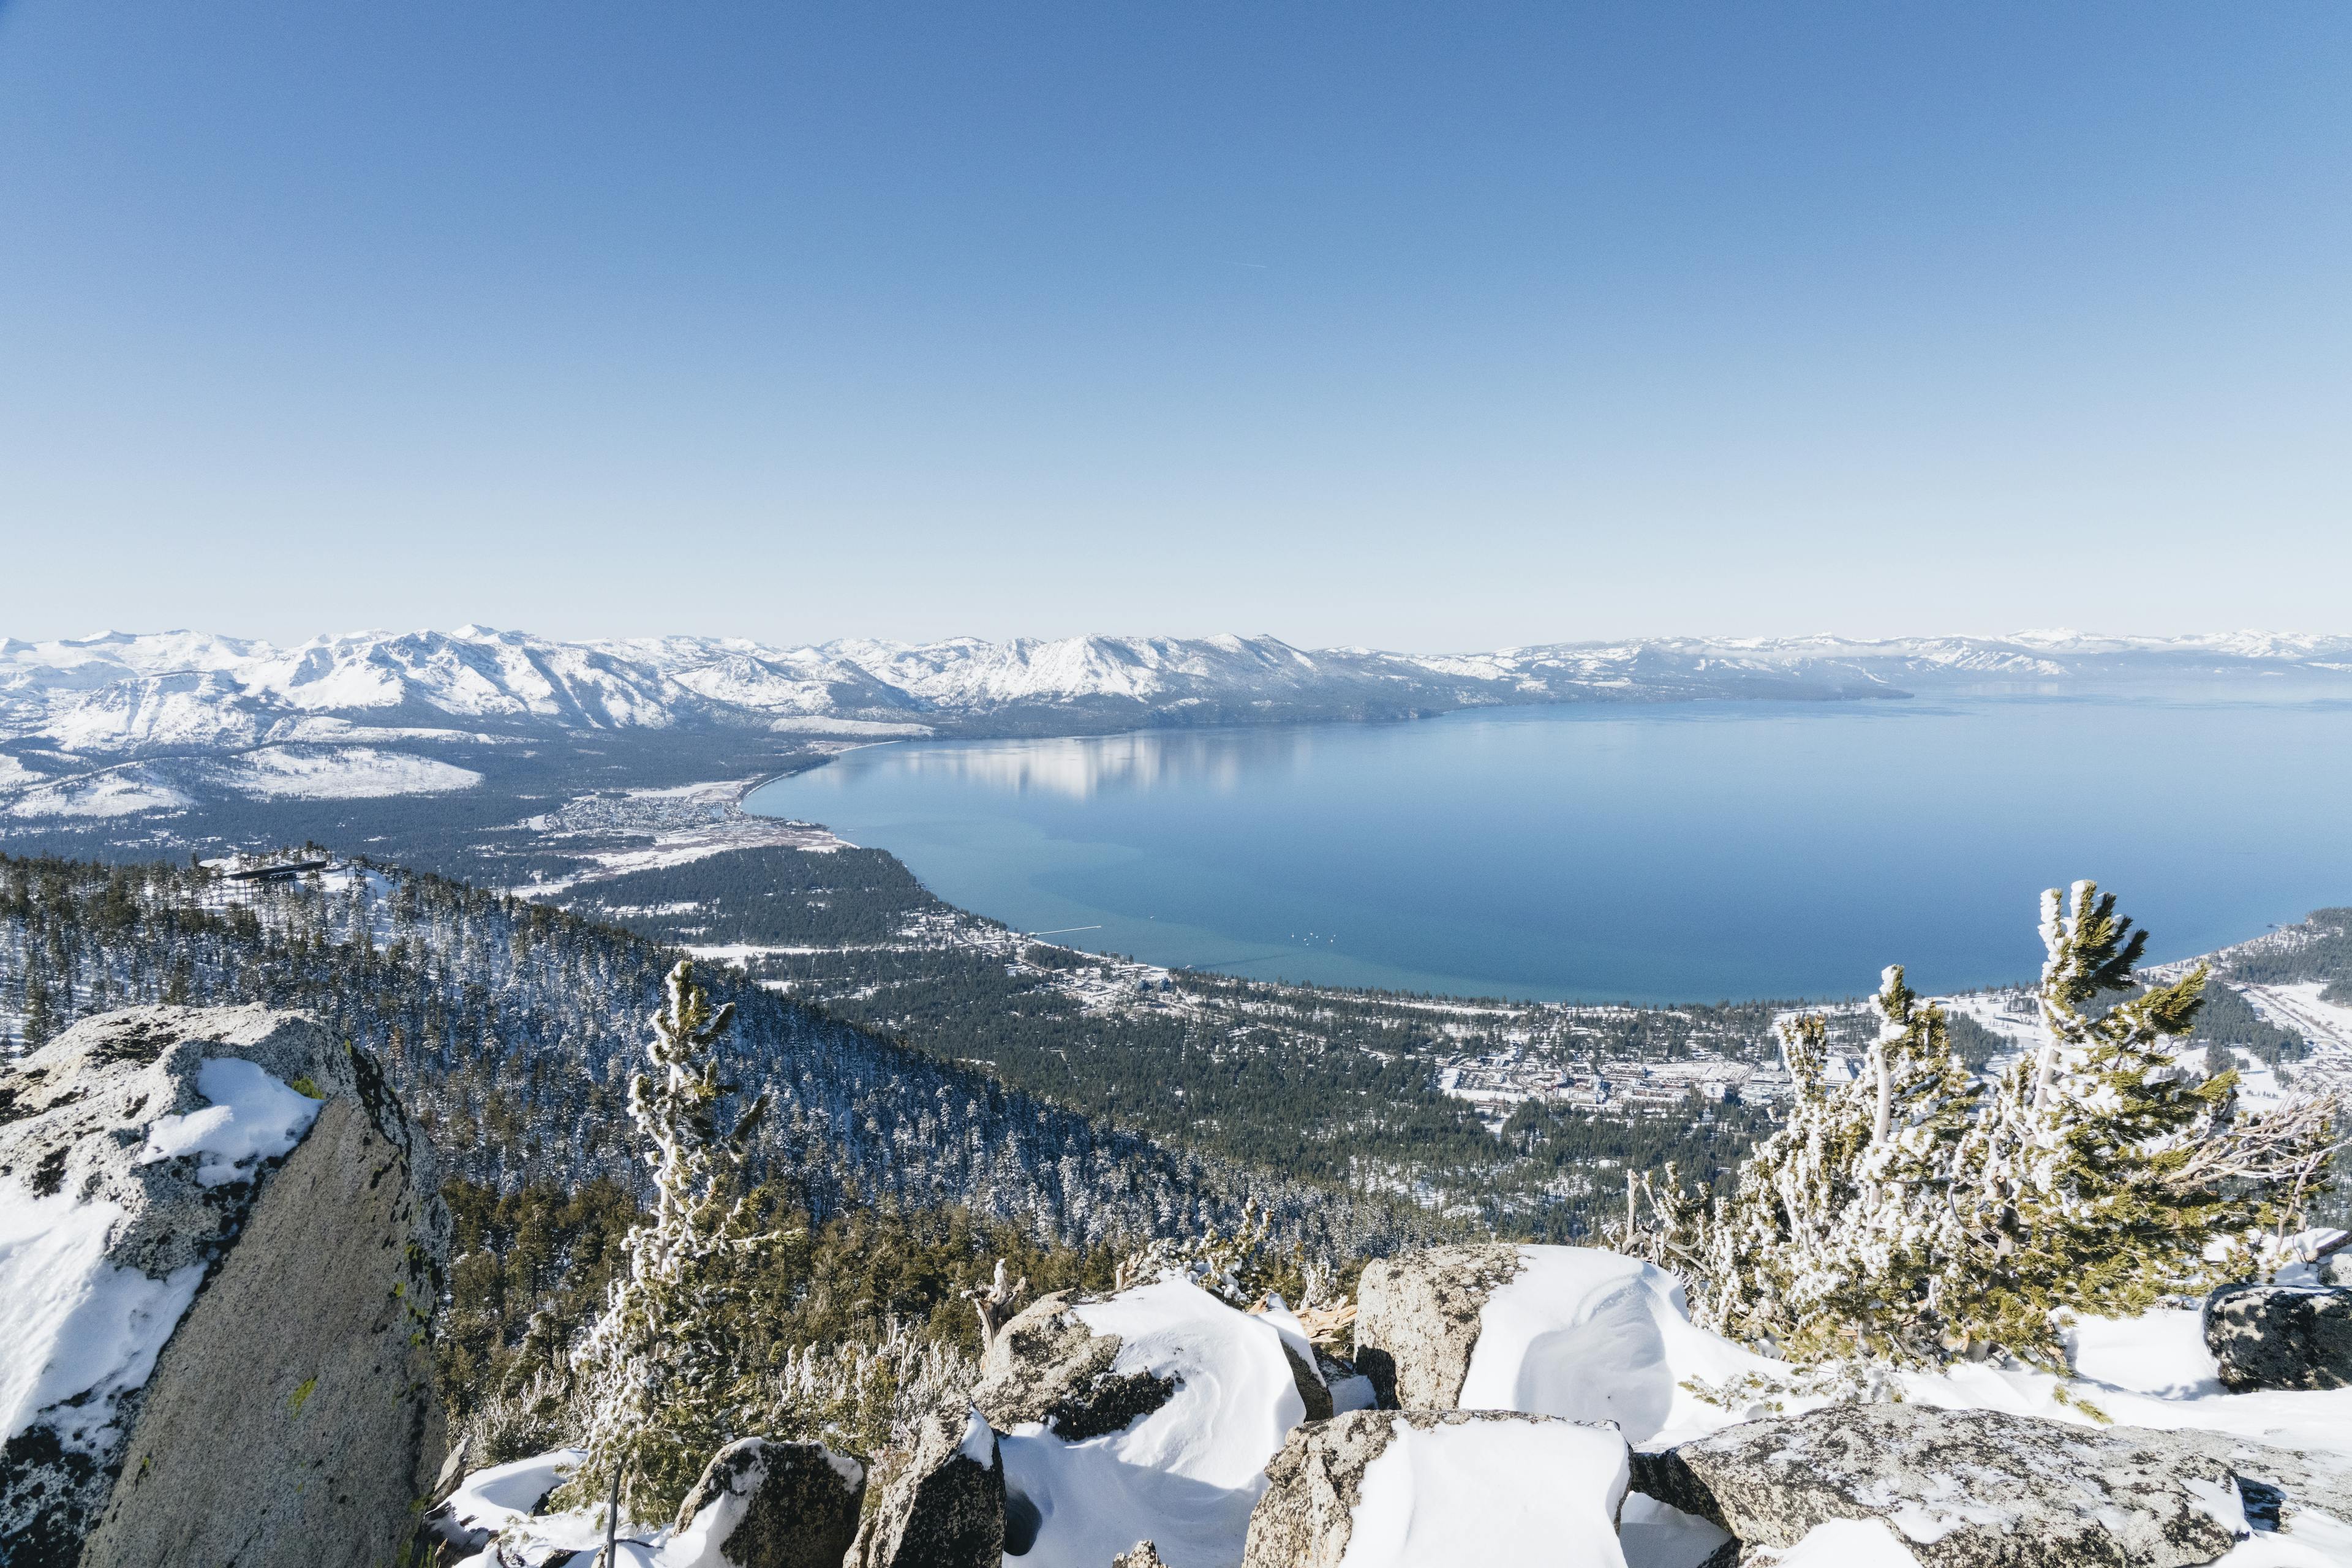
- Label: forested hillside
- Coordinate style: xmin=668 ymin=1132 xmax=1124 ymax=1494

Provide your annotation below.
xmin=573 ymin=842 xmax=2351 ymax=1235
xmin=2215 ymin=907 xmax=2352 ymax=998
xmin=573 ymin=845 xmax=1781 ymax=1233
xmin=0 ymin=852 xmax=1432 ymax=1257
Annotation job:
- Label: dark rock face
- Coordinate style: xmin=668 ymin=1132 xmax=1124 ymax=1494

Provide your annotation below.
xmin=2203 ymin=1284 xmax=2352 ymax=1393
xmin=0 ymin=1006 xmax=447 ymax=1568
xmin=1629 ymin=1404 xmax=2305 ymax=1568
xmin=675 ymin=1438 xmax=865 ymax=1568
xmin=850 ymin=1403 xmax=1005 ymax=1568
xmin=1349 ymin=1243 xmax=1524 ymax=1411
xmin=1242 ymin=1408 xmax=1624 ymax=1568
xmin=970 ymin=1291 xmax=1177 ymax=1440
xmin=1281 ymin=1341 xmax=1333 ymax=1424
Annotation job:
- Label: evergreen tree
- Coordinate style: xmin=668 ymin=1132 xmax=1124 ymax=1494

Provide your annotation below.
xmin=23 ymin=970 xmax=53 ymax=1050
xmin=1962 ymin=883 xmax=2245 ymax=1332
xmin=1696 ymin=970 xmax=1980 ymax=1361
xmin=1678 ymin=883 xmax=2340 ymax=1368
xmin=555 ymin=960 xmax=772 ymax=1518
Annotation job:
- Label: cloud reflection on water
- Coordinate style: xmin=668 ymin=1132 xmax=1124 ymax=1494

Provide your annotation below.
xmin=869 ymin=726 xmax=1324 ymax=802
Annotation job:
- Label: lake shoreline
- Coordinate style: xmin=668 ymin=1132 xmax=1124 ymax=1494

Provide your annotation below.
xmin=746 ymin=695 xmax=2352 ymax=1003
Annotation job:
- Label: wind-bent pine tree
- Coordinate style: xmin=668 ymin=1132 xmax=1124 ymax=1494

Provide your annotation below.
xmin=1698 ymin=967 xmax=1980 ymax=1362
xmin=1679 ymin=882 xmax=2339 ymax=1369
xmin=556 ymin=960 xmax=771 ymax=1518
xmin=1961 ymin=882 xmax=2237 ymax=1330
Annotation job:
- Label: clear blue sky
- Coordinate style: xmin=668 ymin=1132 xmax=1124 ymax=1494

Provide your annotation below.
xmin=1 ymin=2 xmax=2345 ymax=649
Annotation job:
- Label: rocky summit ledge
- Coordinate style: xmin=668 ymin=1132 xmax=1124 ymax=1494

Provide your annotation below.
xmin=0 ymin=1005 xmax=447 ymax=1568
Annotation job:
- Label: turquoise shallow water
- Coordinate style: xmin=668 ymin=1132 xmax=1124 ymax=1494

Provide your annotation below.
xmin=744 ymin=693 xmax=2352 ymax=1003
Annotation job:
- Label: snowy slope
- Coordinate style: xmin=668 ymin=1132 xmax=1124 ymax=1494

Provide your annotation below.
xmin=6 ymin=625 xmax=2346 ymax=753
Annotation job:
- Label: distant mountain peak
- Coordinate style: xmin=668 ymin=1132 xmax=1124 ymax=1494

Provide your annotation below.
xmin=2 ymin=628 xmax=2348 ymax=773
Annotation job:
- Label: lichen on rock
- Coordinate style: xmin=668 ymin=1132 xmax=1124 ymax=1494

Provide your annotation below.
xmin=970 ymin=1289 xmax=1178 ymax=1440
xmin=850 ymin=1402 xmax=1003 ymax=1568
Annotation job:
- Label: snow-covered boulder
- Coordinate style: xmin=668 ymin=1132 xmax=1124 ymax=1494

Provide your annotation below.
xmin=1630 ymin=1404 xmax=2310 ymax=1567
xmin=1240 ymin=1409 xmax=1631 ymax=1568
xmin=974 ymin=1284 xmax=1333 ymax=1446
xmin=974 ymin=1288 xmax=1183 ymax=1440
xmin=1350 ymin=1243 xmax=1522 ymax=1411
xmin=986 ymin=1278 xmax=1320 ymax=1568
xmin=2203 ymin=1284 xmax=2352 ymax=1393
xmin=1354 ymin=1244 xmax=1767 ymax=1447
xmin=669 ymin=1437 xmax=865 ymax=1568
xmin=0 ymin=1005 xmax=446 ymax=1568
xmin=850 ymin=1403 xmax=1005 ymax=1568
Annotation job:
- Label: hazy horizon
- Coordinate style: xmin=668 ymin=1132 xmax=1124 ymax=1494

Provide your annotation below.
xmin=6 ymin=622 xmax=2350 ymax=659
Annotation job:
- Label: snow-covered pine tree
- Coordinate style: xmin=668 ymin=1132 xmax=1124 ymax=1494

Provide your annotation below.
xmin=1694 ymin=1011 xmax=1865 ymax=1348
xmin=23 ymin=970 xmax=55 ymax=1050
xmin=1678 ymin=883 xmax=2340 ymax=1370
xmin=554 ymin=960 xmax=772 ymax=1518
xmin=1961 ymin=882 xmax=2250 ymax=1332
xmin=1695 ymin=969 xmax=1978 ymax=1361
xmin=1822 ymin=965 xmax=1981 ymax=1358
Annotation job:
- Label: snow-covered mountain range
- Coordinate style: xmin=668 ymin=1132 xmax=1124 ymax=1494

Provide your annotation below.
xmin=4 ymin=626 xmax=2348 ymax=816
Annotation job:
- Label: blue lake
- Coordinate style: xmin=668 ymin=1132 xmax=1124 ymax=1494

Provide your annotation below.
xmin=744 ymin=693 xmax=2352 ymax=1003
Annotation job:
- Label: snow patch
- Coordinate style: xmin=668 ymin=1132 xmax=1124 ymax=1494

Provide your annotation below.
xmin=663 ymin=1449 xmax=765 ymax=1568
xmin=1460 ymin=1246 xmax=1784 ymax=1448
xmin=0 ymin=1186 xmax=206 ymax=1450
xmin=2062 ymin=1309 xmax=2223 ymax=1400
xmin=1000 ymin=1279 xmax=1307 ymax=1568
xmin=959 ymin=1404 xmax=998 ymax=1468
xmin=138 ymin=1057 xmax=323 ymax=1186
xmin=2214 ymin=1506 xmax=2352 ymax=1566
xmin=1338 ymin=1415 xmax=1630 ymax=1568
xmin=440 ymin=1447 xmax=583 ymax=1536
xmin=2182 ymin=1475 xmax=2252 ymax=1539
xmin=3 ymin=766 xmax=192 ymax=818
xmin=219 ymin=745 xmax=481 ymax=799
xmin=442 ymin=1444 xmax=867 ymax=1568
xmin=1773 ymin=1517 xmax=1923 ymax=1566
xmin=1617 ymin=1494 xmax=1734 ymax=1568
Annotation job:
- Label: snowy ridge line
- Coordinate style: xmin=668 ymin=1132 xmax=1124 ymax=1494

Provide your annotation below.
xmin=6 ymin=625 xmax=2352 ymax=764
